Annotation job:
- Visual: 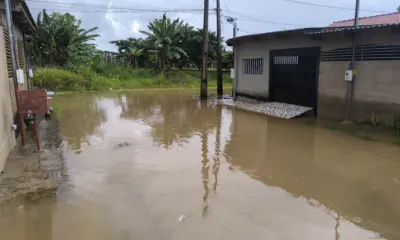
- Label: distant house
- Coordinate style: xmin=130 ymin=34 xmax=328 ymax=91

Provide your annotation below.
xmin=227 ymin=13 xmax=400 ymax=123
xmin=0 ymin=0 xmax=35 ymax=171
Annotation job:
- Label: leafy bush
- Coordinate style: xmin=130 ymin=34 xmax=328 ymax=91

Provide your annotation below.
xmin=33 ymin=64 xmax=232 ymax=92
xmin=33 ymin=68 xmax=87 ymax=91
xmin=391 ymin=113 xmax=400 ymax=134
xmin=33 ymin=68 xmax=121 ymax=91
xmin=370 ymin=112 xmax=381 ymax=127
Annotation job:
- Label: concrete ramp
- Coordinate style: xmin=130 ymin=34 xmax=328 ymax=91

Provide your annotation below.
xmin=222 ymin=98 xmax=313 ymax=119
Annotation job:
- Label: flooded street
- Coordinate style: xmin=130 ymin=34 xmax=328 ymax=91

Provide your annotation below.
xmin=1 ymin=90 xmax=400 ymax=240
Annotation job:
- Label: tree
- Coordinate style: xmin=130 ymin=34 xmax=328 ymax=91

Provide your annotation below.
xmin=398 ymin=5 xmax=400 ymax=12
xmin=221 ymin=49 xmax=233 ymax=70
xmin=27 ymin=9 xmax=99 ymax=67
xmin=140 ymin=16 xmax=188 ymax=72
xmin=110 ymin=38 xmax=145 ymax=68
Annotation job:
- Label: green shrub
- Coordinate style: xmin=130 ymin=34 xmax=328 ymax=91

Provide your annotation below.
xmin=391 ymin=113 xmax=400 ymax=134
xmin=33 ymin=64 xmax=232 ymax=92
xmin=33 ymin=68 xmax=87 ymax=91
xmin=370 ymin=112 xmax=381 ymax=127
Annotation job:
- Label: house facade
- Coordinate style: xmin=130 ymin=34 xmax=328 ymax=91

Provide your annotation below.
xmin=228 ymin=13 xmax=400 ymax=124
xmin=0 ymin=0 xmax=35 ymax=171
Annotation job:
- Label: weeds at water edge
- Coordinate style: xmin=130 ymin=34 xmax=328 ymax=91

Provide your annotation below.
xmin=391 ymin=113 xmax=400 ymax=134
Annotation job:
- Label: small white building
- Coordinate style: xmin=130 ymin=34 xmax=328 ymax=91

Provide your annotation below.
xmin=227 ymin=13 xmax=400 ymax=123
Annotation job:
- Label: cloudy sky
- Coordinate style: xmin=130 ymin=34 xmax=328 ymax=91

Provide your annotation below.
xmin=27 ymin=0 xmax=399 ymax=51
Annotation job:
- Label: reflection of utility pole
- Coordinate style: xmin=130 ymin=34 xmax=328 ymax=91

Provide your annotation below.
xmin=200 ymin=0 xmax=209 ymax=100
xmin=346 ymin=0 xmax=360 ymax=121
xmin=201 ymin=128 xmax=210 ymax=217
xmin=213 ymin=105 xmax=222 ymax=193
xmin=216 ymin=0 xmax=223 ymax=97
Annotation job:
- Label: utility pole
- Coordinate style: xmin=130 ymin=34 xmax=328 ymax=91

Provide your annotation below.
xmin=216 ymin=0 xmax=223 ymax=97
xmin=226 ymin=17 xmax=237 ymax=97
xmin=346 ymin=0 xmax=360 ymax=121
xmin=200 ymin=0 xmax=209 ymax=100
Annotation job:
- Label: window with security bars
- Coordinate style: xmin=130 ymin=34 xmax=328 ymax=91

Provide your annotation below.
xmin=242 ymin=58 xmax=263 ymax=75
xmin=273 ymin=56 xmax=298 ymax=65
xmin=3 ymin=28 xmax=13 ymax=78
xmin=17 ymin=37 xmax=25 ymax=72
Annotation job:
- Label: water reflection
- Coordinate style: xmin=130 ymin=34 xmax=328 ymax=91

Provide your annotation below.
xmin=1 ymin=90 xmax=400 ymax=240
xmin=225 ymin=107 xmax=400 ymax=240
xmin=119 ymin=91 xmax=220 ymax=148
xmin=55 ymin=93 xmax=107 ymax=151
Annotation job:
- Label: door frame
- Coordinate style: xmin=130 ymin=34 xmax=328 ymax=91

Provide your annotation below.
xmin=268 ymin=47 xmax=321 ymax=113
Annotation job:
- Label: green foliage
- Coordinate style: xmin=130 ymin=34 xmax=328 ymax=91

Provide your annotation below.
xmin=391 ymin=113 xmax=400 ymax=133
xmin=33 ymin=68 xmax=121 ymax=91
xmin=27 ymin=9 xmax=99 ymax=68
xmin=139 ymin=16 xmax=188 ymax=72
xmin=33 ymin=65 xmax=232 ymax=92
xmin=108 ymin=14 xmax=232 ymax=71
xmin=370 ymin=112 xmax=381 ymax=127
xmin=110 ymin=38 xmax=148 ymax=68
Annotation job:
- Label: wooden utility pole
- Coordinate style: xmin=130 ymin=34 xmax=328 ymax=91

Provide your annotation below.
xmin=216 ymin=0 xmax=223 ymax=97
xmin=200 ymin=0 xmax=209 ymax=100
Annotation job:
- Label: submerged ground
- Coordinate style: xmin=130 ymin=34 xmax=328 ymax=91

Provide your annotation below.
xmin=1 ymin=90 xmax=400 ymax=240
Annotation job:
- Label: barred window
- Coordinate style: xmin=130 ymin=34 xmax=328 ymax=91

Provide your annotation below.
xmin=3 ymin=28 xmax=13 ymax=78
xmin=273 ymin=56 xmax=298 ymax=65
xmin=242 ymin=58 xmax=263 ymax=75
xmin=17 ymin=37 xmax=25 ymax=72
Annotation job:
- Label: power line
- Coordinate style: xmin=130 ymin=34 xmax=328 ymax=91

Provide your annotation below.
xmin=28 ymin=0 xmax=204 ymax=13
xmin=222 ymin=11 xmax=306 ymax=27
xmin=29 ymin=7 xmax=207 ymax=13
xmin=223 ymin=0 xmax=232 ymax=17
xmin=282 ymin=0 xmax=389 ymax=13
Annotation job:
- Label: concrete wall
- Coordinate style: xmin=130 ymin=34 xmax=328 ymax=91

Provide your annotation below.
xmin=0 ymin=11 xmax=28 ymax=113
xmin=318 ymin=28 xmax=400 ymax=123
xmin=235 ymin=35 xmax=320 ymax=99
xmin=0 ymin=26 xmax=16 ymax=172
xmin=0 ymin=10 xmax=30 ymax=171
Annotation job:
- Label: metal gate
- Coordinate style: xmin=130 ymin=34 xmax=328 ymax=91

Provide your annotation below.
xmin=270 ymin=47 xmax=320 ymax=108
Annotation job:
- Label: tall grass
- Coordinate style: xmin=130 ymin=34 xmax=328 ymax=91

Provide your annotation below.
xmin=33 ymin=63 xmax=231 ymax=91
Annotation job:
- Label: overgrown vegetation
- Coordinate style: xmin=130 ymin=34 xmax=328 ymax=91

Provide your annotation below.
xmin=370 ymin=112 xmax=381 ymax=127
xmin=33 ymin=64 xmax=231 ymax=91
xmin=28 ymin=10 xmax=233 ymax=91
xmin=27 ymin=9 xmax=99 ymax=68
xmin=111 ymin=14 xmax=233 ymax=71
xmin=391 ymin=113 xmax=400 ymax=134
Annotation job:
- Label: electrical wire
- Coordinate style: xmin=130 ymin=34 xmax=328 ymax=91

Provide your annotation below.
xmin=29 ymin=7 xmax=207 ymax=13
xmin=223 ymin=0 xmax=232 ymax=18
xmin=282 ymin=0 xmax=390 ymax=13
xmin=221 ymin=12 xmax=305 ymax=27
xmin=28 ymin=0 xmax=204 ymax=13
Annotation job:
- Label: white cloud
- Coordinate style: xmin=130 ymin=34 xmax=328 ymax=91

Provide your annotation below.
xmin=27 ymin=0 xmax=400 ymax=51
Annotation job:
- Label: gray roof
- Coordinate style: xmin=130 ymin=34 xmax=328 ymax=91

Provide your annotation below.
xmin=226 ymin=23 xmax=400 ymax=46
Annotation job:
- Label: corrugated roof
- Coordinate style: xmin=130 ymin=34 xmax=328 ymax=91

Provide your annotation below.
xmin=329 ymin=12 xmax=400 ymax=27
xmin=226 ymin=27 xmax=323 ymax=46
xmin=310 ymin=23 xmax=400 ymax=34
xmin=226 ymin=23 xmax=400 ymax=46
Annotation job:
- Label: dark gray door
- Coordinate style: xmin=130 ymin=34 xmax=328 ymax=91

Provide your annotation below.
xmin=270 ymin=47 xmax=320 ymax=108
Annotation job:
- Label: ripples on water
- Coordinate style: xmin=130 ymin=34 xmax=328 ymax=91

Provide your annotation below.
xmin=1 ymin=90 xmax=400 ymax=240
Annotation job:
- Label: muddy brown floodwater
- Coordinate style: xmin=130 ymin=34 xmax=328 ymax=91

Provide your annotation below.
xmin=1 ymin=90 xmax=400 ymax=240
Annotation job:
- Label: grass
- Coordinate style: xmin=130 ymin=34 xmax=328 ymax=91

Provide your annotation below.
xmin=33 ymin=64 xmax=232 ymax=92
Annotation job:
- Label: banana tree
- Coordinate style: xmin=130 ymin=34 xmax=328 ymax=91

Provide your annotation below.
xmin=140 ymin=16 xmax=188 ymax=72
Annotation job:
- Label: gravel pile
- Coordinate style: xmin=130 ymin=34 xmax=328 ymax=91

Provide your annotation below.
xmin=222 ymin=97 xmax=313 ymax=119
